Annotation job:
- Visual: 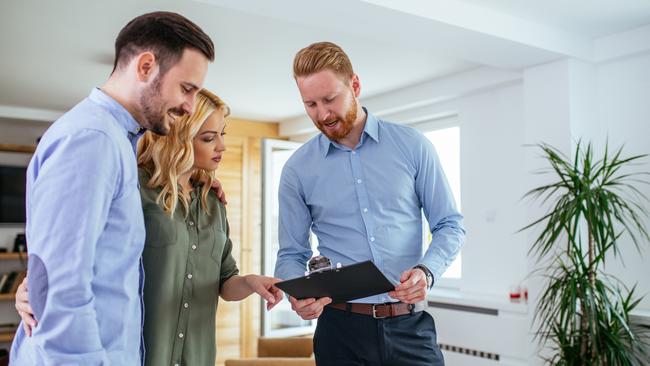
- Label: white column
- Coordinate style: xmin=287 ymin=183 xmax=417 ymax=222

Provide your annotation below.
xmin=522 ymin=58 xmax=597 ymax=364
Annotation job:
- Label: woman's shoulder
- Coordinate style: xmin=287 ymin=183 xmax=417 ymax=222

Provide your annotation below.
xmin=204 ymin=186 xmax=226 ymax=210
xmin=200 ymin=184 xmax=227 ymax=225
xmin=138 ymin=167 xmax=160 ymax=203
xmin=138 ymin=167 xmax=152 ymax=183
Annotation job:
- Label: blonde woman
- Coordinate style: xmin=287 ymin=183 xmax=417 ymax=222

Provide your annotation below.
xmin=16 ymin=89 xmax=283 ymax=366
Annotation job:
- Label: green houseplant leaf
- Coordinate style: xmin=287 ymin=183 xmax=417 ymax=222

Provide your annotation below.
xmin=521 ymin=141 xmax=650 ymax=365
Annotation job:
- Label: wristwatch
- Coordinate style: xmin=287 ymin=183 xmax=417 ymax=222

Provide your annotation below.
xmin=414 ymin=264 xmax=434 ymax=290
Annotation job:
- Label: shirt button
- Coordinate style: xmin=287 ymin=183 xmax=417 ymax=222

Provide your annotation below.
xmin=178 ymin=333 xmax=184 ymax=338
xmin=363 ymin=208 xmax=368 ymax=213
xmin=370 ymin=236 xmax=375 ymax=242
xmin=188 ymin=221 xmax=195 ymax=226
xmin=352 ymin=151 xmax=356 ymax=155
xmin=357 ymin=179 xmax=362 ymax=184
xmin=191 ymin=244 xmax=197 ymax=250
xmin=184 ymin=302 xmax=189 ymax=308
xmin=187 ymin=274 xmax=193 ymax=279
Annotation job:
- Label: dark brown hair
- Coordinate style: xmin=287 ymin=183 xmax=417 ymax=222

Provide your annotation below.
xmin=112 ymin=11 xmax=214 ymax=75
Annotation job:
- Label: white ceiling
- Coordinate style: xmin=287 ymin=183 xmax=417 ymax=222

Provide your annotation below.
xmin=1 ymin=0 xmax=649 ymax=122
xmin=458 ymin=0 xmax=650 ymax=38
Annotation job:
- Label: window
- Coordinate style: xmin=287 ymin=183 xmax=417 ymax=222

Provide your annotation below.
xmin=261 ymin=139 xmax=316 ymax=336
xmin=413 ymin=120 xmax=462 ymax=282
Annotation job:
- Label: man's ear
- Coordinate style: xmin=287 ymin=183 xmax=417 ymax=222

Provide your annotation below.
xmin=351 ymin=74 xmax=361 ymax=98
xmin=135 ymin=52 xmax=157 ymax=82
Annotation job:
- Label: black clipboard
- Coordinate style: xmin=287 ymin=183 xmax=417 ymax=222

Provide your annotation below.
xmin=275 ymin=260 xmax=395 ymax=303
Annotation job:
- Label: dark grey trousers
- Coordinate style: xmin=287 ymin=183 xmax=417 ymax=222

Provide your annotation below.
xmin=313 ymin=306 xmax=445 ymax=366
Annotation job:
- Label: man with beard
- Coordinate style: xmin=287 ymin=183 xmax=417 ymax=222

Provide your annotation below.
xmin=275 ymin=42 xmax=465 ymax=366
xmin=10 ymin=12 xmax=213 ymax=365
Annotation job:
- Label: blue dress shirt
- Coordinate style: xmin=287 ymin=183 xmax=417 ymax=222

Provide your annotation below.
xmin=11 ymin=88 xmax=146 ymax=365
xmin=275 ymin=109 xmax=465 ymax=304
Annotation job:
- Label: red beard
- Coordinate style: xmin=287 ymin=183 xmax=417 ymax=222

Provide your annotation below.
xmin=317 ymin=97 xmax=358 ymax=141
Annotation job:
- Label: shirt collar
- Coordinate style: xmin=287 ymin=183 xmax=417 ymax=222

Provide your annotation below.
xmin=363 ymin=109 xmax=380 ymax=143
xmin=88 ymin=87 xmax=145 ymax=137
xmin=319 ymin=107 xmax=379 ymax=157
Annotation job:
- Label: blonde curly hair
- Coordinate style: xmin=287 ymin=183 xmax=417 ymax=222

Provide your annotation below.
xmin=137 ymin=88 xmax=229 ymax=217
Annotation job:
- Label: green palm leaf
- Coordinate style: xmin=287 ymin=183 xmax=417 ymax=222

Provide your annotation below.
xmin=521 ymin=141 xmax=650 ymax=365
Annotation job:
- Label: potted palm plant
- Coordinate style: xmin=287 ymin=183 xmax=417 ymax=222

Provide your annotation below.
xmin=521 ymin=141 xmax=650 ymax=365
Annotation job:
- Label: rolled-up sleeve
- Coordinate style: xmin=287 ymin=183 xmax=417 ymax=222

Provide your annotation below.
xmin=219 ymin=220 xmax=240 ymax=289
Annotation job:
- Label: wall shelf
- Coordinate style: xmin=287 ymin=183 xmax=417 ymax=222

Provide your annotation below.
xmin=0 ymin=144 xmax=35 ymax=153
xmin=0 ymin=331 xmax=15 ymax=343
xmin=0 ymin=253 xmax=26 ymax=261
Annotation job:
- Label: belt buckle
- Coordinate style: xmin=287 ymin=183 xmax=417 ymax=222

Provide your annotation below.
xmin=372 ymin=304 xmax=388 ymax=319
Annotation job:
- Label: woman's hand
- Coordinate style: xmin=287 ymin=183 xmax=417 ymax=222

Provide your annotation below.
xmin=211 ymin=179 xmax=227 ymax=205
xmin=15 ymin=277 xmax=37 ymax=336
xmin=244 ymin=275 xmax=283 ymax=310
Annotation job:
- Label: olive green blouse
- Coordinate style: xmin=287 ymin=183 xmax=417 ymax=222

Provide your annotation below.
xmin=139 ymin=169 xmax=239 ymax=366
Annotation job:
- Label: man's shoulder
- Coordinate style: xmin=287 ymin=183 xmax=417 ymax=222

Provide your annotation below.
xmin=45 ymin=98 xmax=123 ymax=141
xmin=35 ymin=99 xmax=131 ymax=166
xmin=284 ymin=134 xmax=323 ymax=169
xmin=377 ymin=118 xmax=423 ymax=142
xmin=374 ymin=118 xmax=431 ymax=164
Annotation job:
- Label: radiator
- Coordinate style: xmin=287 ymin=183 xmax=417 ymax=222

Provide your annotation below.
xmin=427 ymin=299 xmax=529 ymax=366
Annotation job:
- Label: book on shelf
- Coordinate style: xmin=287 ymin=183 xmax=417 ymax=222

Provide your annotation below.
xmin=0 ymin=323 xmax=17 ymax=333
xmin=0 ymin=272 xmax=18 ymax=294
xmin=0 ymin=274 xmax=8 ymax=294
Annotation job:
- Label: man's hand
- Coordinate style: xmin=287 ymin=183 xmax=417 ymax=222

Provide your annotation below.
xmin=388 ymin=268 xmax=428 ymax=304
xmin=15 ymin=277 xmax=37 ymax=336
xmin=244 ymin=275 xmax=283 ymax=310
xmin=211 ymin=178 xmax=227 ymax=205
xmin=289 ymin=296 xmax=332 ymax=320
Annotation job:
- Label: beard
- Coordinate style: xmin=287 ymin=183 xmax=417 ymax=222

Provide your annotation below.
xmin=139 ymin=75 xmax=185 ymax=136
xmin=317 ymin=97 xmax=358 ymax=142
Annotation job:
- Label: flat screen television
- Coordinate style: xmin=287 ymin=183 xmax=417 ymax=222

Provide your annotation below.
xmin=0 ymin=165 xmax=27 ymax=223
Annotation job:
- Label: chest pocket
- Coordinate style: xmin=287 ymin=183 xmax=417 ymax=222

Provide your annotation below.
xmin=143 ymin=209 xmax=179 ymax=247
xmin=210 ymin=228 xmax=228 ymax=264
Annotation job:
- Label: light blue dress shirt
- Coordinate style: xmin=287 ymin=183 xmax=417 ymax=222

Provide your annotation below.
xmin=275 ymin=109 xmax=465 ymax=304
xmin=11 ymin=88 xmax=146 ymax=365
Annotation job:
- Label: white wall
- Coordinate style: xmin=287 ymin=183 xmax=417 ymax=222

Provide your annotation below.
xmin=596 ymin=52 xmax=650 ymax=310
xmin=456 ymin=84 xmax=529 ymax=297
xmin=521 ymin=53 xmax=650 ymax=311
